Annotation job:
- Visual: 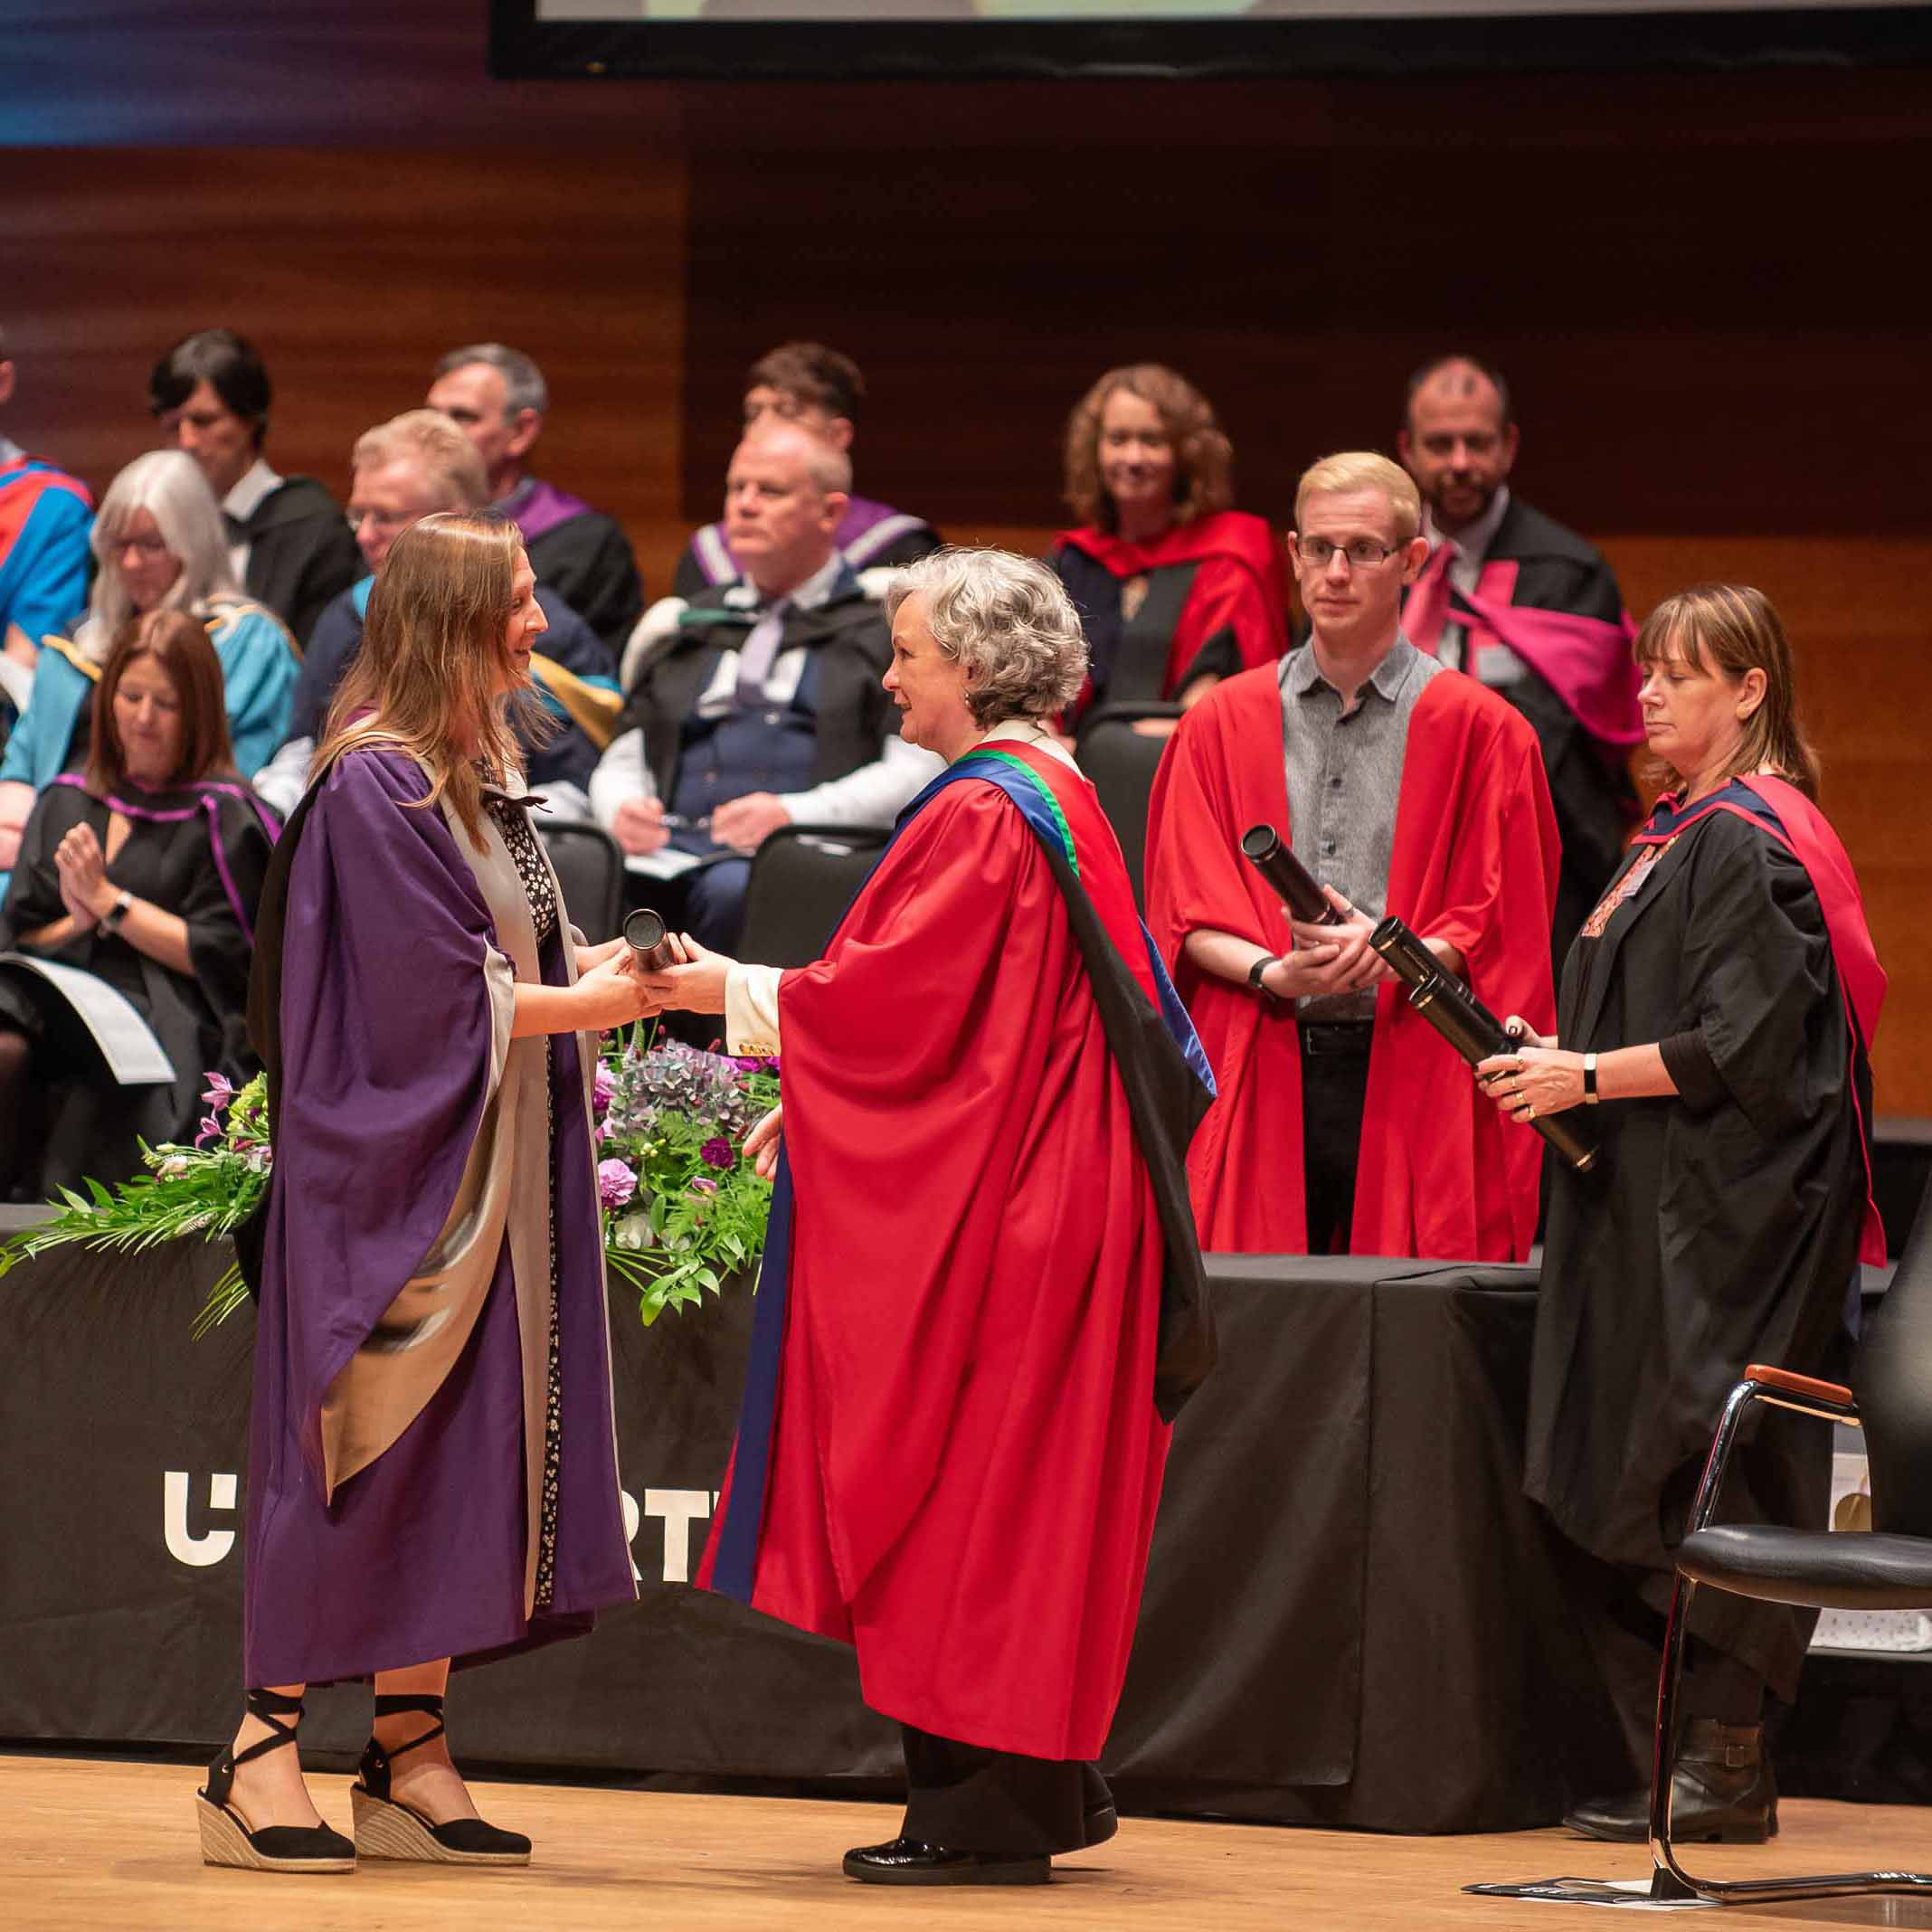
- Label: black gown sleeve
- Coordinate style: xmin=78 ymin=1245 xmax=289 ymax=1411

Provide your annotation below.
xmin=176 ymin=794 xmax=275 ymax=1019
xmin=0 ymin=786 xmax=87 ymax=952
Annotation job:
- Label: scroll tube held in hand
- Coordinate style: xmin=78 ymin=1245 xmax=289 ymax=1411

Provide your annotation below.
xmin=1240 ymin=823 xmax=1344 ymax=927
xmin=1368 ymin=914 xmax=1597 ymax=1172
xmin=622 ymin=906 xmax=682 ymax=974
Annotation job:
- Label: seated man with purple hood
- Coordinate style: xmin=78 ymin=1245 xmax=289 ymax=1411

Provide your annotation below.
xmin=429 ymin=342 xmax=644 ymax=656
xmin=674 ymin=341 xmax=941 ymax=600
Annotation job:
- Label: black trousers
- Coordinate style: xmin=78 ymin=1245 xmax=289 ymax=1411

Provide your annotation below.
xmin=1299 ymin=1024 xmax=1372 ymax=1255
xmin=895 ymin=1724 xmax=1114 ymax=1857
xmin=1559 ymin=1538 xmax=1768 ymax=1785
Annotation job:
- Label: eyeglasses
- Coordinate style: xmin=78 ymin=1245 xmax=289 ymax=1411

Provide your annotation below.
xmin=114 ymin=533 xmax=173 ymax=558
xmin=346 ymin=507 xmax=414 ymax=533
xmin=1296 ymin=536 xmax=1405 ymax=570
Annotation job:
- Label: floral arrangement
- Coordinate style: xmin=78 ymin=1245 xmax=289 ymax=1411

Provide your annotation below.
xmin=0 ymin=1028 xmax=779 ymax=1332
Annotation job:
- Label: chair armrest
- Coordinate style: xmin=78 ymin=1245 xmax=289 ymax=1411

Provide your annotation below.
xmin=1747 ymin=1363 xmax=1855 ymax=1406
xmin=1687 ymin=1368 xmax=1859 ymax=1536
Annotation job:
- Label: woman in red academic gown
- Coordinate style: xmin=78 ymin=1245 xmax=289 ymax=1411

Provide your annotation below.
xmin=639 ymin=547 xmax=1215 ymax=1889
xmin=1050 ymin=364 xmax=1289 ymax=734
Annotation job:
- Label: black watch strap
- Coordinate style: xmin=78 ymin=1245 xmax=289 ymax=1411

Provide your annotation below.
xmin=1248 ymin=953 xmax=1283 ymax=999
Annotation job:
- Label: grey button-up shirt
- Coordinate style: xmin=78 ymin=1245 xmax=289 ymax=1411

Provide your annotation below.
xmin=1280 ymin=633 xmax=1444 ymax=1021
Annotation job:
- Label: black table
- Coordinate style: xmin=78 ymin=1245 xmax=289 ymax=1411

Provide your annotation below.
xmin=0 ymin=1241 xmax=1626 ymax=1831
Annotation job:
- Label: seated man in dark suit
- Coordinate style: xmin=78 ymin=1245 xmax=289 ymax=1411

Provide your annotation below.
xmin=428 ymin=341 xmax=645 ymax=655
xmin=1397 ymin=354 xmax=1644 ymax=966
xmin=674 ymin=341 xmax=942 ymax=600
xmin=253 ymin=410 xmax=618 ymax=823
xmin=593 ymin=421 xmax=939 ymax=952
xmin=148 ymin=328 xmax=361 ymax=649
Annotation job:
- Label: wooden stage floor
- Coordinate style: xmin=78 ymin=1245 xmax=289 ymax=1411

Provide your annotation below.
xmin=11 ymin=1755 xmax=1932 ymax=1929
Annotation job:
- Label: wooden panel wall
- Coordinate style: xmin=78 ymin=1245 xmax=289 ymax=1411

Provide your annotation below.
xmin=1 ymin=145 xmax=688 ymax=576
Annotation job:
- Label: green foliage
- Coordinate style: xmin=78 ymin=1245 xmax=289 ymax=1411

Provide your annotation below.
xmin=0 ymin=1044 xmax=781 ymax=1337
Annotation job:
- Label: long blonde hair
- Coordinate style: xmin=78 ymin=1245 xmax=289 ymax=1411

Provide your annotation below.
xmin=313 ymin=514 xmax=528 ymax=845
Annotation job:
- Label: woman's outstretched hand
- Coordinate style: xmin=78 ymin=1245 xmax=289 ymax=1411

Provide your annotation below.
xmin=743 ymin=1103 xmax=783 ymax=1180
xmin=574 ymin=948 xmax=657 ymax=1032
xmin=637 ymin=933 xmax=733 ymax=1015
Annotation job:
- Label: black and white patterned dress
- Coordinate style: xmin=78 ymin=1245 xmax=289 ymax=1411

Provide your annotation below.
xmin=486 ymin=792 xmax=565 ymax=1611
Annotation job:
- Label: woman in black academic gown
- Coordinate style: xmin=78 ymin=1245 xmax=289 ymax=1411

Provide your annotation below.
xmin=1477 ymin=583 xmax=1884 ymax=1846
xmin=0 ymin=609 xmax=276 ymax=1195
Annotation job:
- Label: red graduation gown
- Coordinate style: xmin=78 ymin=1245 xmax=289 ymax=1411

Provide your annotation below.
xmin=1144 ymin=662 xmax=1560 ymax=1259
xmin=696 ymin=743 xmax=1172 ymax=1763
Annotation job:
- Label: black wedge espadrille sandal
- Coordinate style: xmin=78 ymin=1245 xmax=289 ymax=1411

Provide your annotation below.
xmin=350 ymin=1693 xmax=531 ymax=1867
xmin=195 ymin=1688 xmax=355 ymax=1873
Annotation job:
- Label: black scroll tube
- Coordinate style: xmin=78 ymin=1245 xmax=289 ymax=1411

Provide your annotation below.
xmin=1240 ymin=824 xmax=1345 ymax=927
xmin=623 ymin=907 xmax=681 ymax=974
xmin=1368 ymin=914 xmax=1598 ymax=1173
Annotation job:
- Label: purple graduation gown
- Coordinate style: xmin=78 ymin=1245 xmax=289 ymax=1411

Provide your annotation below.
xmin=242 ymin=746 xmax=633 ymax=1686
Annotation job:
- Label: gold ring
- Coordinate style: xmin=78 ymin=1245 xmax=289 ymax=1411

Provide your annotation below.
xmin=1527 ymin=1104 xmax=1538 ymax=1121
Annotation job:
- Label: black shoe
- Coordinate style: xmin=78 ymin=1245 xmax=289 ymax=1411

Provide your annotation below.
xmin=843 ymin=1836 xmax=1051 ymax=1886
xmin=351 ymin=1693 xmax=532 ymax=1866
xmin=195 ymin=1687 xmax=356 ymax=1872
xmin=1565 ymin=1719 xmax=1777 ymax=1844
xmin=1083 ymin=1802 xmax=1119 ymax=1848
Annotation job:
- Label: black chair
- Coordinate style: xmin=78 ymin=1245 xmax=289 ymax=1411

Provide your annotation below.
xmin=736 ymin=824 xmax=889 ymax=969
xmin=1644 ymin=1188 xmax=1932 ymax=1905
xmin=539 ymin=820 xmax=623 ymax=945
xmin=1075 ymin=702 xmax=1182 ymax=910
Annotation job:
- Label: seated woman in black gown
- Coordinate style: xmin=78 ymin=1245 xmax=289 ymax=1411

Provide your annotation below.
xmin=0 ymin=609 xmax=277 ymax=1197
xmin=1478 ymin=584 xmax=1884 ymax=1845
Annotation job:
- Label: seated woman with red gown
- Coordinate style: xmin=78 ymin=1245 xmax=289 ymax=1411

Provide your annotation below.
xmin=1049 ymin=363 xmax=1289 ymax=734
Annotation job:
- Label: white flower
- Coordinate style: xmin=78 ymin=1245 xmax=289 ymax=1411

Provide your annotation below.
xmin=157 ymin=1155 xmax=191 ymax=1179
xmin=614 ymin=1210 xmax=652 ymax=1253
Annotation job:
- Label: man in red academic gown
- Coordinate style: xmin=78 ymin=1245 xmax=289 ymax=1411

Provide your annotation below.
xmin=639 ymin=548 xmax=1215 ymax=1886
xmin=1145 ymin=450 xmax=1560 ymax=1259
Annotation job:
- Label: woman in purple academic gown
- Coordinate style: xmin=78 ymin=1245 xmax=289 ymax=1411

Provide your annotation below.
xmin=195 ymin=514 xmax=647 ymax=1874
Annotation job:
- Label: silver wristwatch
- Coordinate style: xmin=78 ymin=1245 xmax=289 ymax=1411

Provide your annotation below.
xmin=98 ymin=889 xmax=134 ymax=937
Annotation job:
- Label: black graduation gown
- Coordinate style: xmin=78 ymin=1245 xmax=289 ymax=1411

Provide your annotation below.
xmin=526 ymin=513 xmax=644 ymax=658
xmin=237 ymin=475 xmax=363 ymax=649
xmin=1526 ymin=801 xmax=1870 ymax=1700
xmin=1481 ymin=498 xmax=1639 ymax=960
xmin=0 ymin=777 xmax=275 ymax=1189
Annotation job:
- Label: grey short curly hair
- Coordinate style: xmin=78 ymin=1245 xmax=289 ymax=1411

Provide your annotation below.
xmin=885 ymin=547 xmax=1089 ymax=729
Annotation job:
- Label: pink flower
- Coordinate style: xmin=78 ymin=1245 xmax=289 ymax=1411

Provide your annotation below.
xmin=200 ymin=1072 xmax=235 ymax=1112
xmin=194 ymin=1113 xmax=223 ymax=1149
xmin=592 ymin=1064 xmax=616 ymax=1118
xmin=700 ymin=1137 xmax=734 ymax=1170
xmin=689 ymin=1176 xmax=719 ymax=1198
xmin=597 ymin=1159 xmax=638 ymax=1210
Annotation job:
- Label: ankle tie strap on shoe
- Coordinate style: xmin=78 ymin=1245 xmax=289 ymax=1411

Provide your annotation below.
xmin=372 ymin=1692 xmax=447 ymax=1759
xmin=232 ymin=1687 xmax=307 ymax=1768
xmin=360 ymin=1693 xmax=449 ymax=1800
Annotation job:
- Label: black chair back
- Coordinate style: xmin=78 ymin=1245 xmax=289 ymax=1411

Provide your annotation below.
xmin=1076 ymin=703 xmax=1182 ymax=910
xmin=1856 ymin=1177 xmax=1932 ymax=1538
xmin=738 ymin=824 xmax=889 ymax=969
xmin=539 ymin=820 xmax=624 ymax=945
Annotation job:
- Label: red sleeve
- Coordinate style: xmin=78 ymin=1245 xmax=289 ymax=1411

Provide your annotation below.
xmin=774 ymin=786 xmax=1066 ymax=1585
xmin=1144 ymin=688 xmax=1289 ymax=978
xmin=1351 ymin=682 xmax=1560 ymax=1261
xmin=1143 ymin=673 xmax=1311 ymax=1252
xmin=1166 ymin=554 xmax=1289 ymax=692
